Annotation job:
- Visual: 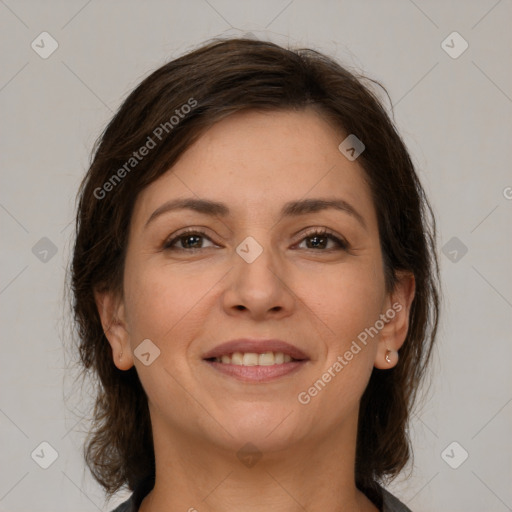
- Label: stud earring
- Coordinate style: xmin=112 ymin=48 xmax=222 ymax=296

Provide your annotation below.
xmin=385 ymin=349 xmax=398 ymax=365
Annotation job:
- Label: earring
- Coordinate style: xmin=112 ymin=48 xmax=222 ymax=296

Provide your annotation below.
xmin=385 ymin=349 xmax=398 ymax=365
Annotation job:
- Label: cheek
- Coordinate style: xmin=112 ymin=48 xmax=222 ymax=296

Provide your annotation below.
xmin=299 ymin=269 xmax=382 ymax=414
xmin=123 ymin=262 xmax=217 ymax=342
xmin=306 ymin=264 xmax=385 ymax=344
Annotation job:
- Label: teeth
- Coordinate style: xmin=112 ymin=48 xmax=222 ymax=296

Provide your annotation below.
xmin=275 ymin=352 xmax=284 ymax=364
xmin=213 ymin=351 xmax=295 ymax=365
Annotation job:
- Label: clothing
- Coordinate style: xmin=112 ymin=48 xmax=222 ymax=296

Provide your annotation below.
xmin=109 ymin=477 xmax=413 ymax=512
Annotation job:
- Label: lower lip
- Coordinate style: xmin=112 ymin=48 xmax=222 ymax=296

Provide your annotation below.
xmin=204 ymin=360 xmax=307 ymax=382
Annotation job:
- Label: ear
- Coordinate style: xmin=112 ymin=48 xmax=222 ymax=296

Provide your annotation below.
xmin=374 ymin=271 xmax=416 ymax=370
xmin=94 ymin=287 xmax=134 ymax=371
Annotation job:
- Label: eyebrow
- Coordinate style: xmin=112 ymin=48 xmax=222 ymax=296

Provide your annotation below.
xmin=144 ymin=197 xmax=367 ymax=230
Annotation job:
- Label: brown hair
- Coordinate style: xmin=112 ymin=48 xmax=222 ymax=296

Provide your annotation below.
xmin=66 ymin=36 xmax=440 ymax=502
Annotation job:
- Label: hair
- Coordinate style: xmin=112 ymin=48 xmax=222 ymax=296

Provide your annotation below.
xmin=67 ymin=36 xmax=440 ymax=502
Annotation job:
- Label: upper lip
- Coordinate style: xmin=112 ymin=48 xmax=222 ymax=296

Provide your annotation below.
xmin=202 ymin=338 xmax=309 ymax=361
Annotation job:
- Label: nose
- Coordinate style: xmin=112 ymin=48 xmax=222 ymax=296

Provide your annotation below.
xmin=221 ymin=238 xmax=295 ymax=321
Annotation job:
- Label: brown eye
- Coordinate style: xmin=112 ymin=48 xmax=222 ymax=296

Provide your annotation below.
xmin=296 ymin=229 xmax=349 ymax=251
xmin=163 ymin=230 xmax=216 ymax=251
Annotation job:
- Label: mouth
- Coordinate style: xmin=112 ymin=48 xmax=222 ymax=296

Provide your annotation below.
xmin=202 ymin=339 xmax=309 ymax=382
xmin=205 ymin=352 xmax=308 ymax=383
xmin=205 ymin=351 xmax=301 ymax=365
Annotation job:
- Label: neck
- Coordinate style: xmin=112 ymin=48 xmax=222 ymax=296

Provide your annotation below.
xmin=138 ymin=410 xmax=379 ymax=512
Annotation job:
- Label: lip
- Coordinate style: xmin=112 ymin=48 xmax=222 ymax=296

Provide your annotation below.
xmin=205 ymin=360 xmax=307 ymax=382
xmin=202 ymin=338 xmax=309 ymax=361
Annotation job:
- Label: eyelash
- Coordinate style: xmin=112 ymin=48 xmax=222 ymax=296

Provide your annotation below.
xmin=163 ymin=228 xmax=349 ymax=252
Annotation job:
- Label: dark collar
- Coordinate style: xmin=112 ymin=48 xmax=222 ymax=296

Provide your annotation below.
xmin=115 ymin=476 xmax=412 ymax=512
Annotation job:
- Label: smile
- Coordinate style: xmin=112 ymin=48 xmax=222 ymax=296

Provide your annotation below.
xmin=204 ymin=352 xmax=308 ymax=382
xmin=208 ymin=351 xmax=297 ymax=365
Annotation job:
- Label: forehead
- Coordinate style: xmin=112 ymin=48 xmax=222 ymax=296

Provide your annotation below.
xmin=131 ymin=108 xmax=377 ymax=229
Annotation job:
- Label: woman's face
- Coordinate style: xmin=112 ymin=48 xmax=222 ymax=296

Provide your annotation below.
xmin=98 ymin=108 xmax=414 ymax=454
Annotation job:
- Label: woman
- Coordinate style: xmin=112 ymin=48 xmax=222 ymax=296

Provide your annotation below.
xmin=69 ymin=37 xmax=440 ymax=512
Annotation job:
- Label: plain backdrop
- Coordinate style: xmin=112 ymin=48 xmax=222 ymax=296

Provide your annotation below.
xmin=0 ymin=1 xmax=511 ymax=511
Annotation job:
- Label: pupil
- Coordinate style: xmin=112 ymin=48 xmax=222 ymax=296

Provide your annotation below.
xmin=309 ymin=235 xmax=326 ymax=249
xmin=184 ymin=235 xmax=201 ymax=248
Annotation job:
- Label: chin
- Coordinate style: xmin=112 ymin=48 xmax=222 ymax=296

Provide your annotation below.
xmin=216 ymin=406 xmax=303 ymax=452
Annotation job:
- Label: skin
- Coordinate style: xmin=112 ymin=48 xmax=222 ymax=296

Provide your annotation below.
xmin=95 ymin=108 xmax=415 ymax=512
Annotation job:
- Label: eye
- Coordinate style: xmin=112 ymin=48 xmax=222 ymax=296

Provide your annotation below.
xmin=163 ymin=227 xmax=349 ymax=252
xmin=163 ymin=229 xmax=217 ymax=251
xmin=295 ymin=228 xmax=349 ymax=251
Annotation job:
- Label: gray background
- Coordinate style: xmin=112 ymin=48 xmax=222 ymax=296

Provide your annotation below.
xmin=1 ymin=1 xmax=511 ymax=511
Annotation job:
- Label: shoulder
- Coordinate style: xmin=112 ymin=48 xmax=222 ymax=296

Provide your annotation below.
xmin=108 ymin=476 xmax=154 ymax=512
xmin=109 ymin=497 xmax=134 ymax=512
xmin=380 ymin=484 xmax=413 ymax=512
xmin=111 ymin=478 xmax=412 ymax=512
xmin=361 ymin=480 xmax=413 ymax=512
